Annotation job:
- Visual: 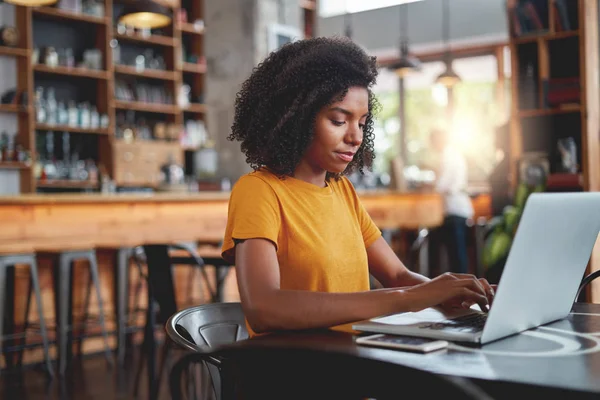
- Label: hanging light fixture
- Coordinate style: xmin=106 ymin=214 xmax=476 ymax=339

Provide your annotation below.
xmin=435 ymin=0 xmax=461 ymax=87
xmin=118 ymin=0 xmax=172 ymax=30
xmin=387 ymin=4 xmax=421 ymax=77
xmin=2 ymin=0 xmax=57 ymax=6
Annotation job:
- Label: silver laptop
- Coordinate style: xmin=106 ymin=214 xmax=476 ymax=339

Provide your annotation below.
xmin=353 ymin=192 xmax=600 ymax=344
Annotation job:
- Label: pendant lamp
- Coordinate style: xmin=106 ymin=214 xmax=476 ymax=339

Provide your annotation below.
xmin=387 ymin=4 xmax=421 ymax=77
xmin=118 ymin=0 xmax=172 ymax=30
xmin=2 ymin=0 xmax=57 ymax=6
xmin=435 ymin=0 xmax=461 ymax=87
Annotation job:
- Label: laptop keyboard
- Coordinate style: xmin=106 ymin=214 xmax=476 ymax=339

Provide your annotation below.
xmin=419 ymin=313 xmax=488 ymax=333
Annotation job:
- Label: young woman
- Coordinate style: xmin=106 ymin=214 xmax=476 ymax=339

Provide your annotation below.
xmin=221 ymin=37 xmax=494 ymax=336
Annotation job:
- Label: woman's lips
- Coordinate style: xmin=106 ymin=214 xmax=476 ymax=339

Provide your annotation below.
xmin=335 ymin=152 xmax=355 ymax=162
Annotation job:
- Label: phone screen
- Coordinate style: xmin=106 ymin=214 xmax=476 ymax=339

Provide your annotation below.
xmin=368 ymin=335 xmax=438 ymax=345
xmin=356 ymin=334 xmax=448 ymax=353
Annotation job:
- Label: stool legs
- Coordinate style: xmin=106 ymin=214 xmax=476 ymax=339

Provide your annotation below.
xmin=0 ymin=265 xmax=6 ymax=370
xmin=55 ymin=250 xmax=113 ymax=375
xmin=0 ymin=255 xmax=53 ymax=378
xmin=88 ymin=253 xmax=113 ymax=368
xmin=29 ymin=259 xmax=54 ymax=377
xmin=55 ymin=255 xmax=71 ymax=376
xmin=114 ymin=247 xmax=132 ymax=366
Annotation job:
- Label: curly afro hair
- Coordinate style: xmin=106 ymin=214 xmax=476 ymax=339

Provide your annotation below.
xmin=228 ymin=36 xmax=380 ymax=180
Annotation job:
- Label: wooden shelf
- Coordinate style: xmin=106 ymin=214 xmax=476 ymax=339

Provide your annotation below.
xmin=518 ymin=106 xmax=581 ymax=118
xmin=0 ymin=162 xmax=30 ymax=170
xmin=180 ymin=22 xmax=205 ymax=35
xmin=114 ymin=64 xmax=177 ymax=80
xmin=181 ymin=62 xmax=206 ymax=74
xmin=300 ymin=0 xmax=317 ymax=10
xmin=114 ymin=32 xmax=176 ymax=47
xmin=183 ymin=103 xmax=206 ymax=114
xmin=35 ymin=124 xmax=110 ymax=135
xmin=114 ymin=100 xmax=179 ymax=114
xmin=0 ymin=46 xmax=28 ymax=57
xmin=36 ymin=179 xmax=98 ymax=189
xmin=0 ymin=104 xmax=29 ymax=113
xmin=34 ymin=64 xmax=110 ymax=80
xmin=32 ymin=7 xmax=108 ymax=25
xmin=514 ymin=30 xmax=580 ymax=44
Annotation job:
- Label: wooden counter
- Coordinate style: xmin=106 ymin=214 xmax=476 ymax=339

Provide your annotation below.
xmin=0 ymin=191 xmax=445 ymax=252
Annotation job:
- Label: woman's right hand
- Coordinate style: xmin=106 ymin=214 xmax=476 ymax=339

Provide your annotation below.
xmin=404 ymin=272 xmax=494 ymax=313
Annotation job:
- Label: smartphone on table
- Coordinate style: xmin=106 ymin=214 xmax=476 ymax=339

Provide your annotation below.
xmin=355 ymin=334 xmax=448 ymax=353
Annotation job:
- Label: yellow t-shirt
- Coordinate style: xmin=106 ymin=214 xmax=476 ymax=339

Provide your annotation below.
xmin=221 ymin=168 xmax=381 ymax=334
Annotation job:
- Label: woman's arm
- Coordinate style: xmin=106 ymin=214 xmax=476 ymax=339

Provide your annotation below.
xmin=367 ymin=236 xmax=429 ymax=288
xmin=235 ymin=238 xmax=491 ymax=333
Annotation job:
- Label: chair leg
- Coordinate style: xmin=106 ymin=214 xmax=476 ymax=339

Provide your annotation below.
xmin=0 ymin=264 xmax=6 ymax=375
xmin=88 ymin=252 xmax=114 ymax=368
xmin=115 ymin=248 xmax=131 ymax=366
xmin=78 ymin=268 xmax=93 ymax=357
xmin=155 ymin=339 xmax=171 ymax=395
xmin=16 ymin=268 xmax=33 ymax=368
xmin=29 ymin=259 xmax=54 ymax=378
xmin=55 ymin=256 xmax=71 ymax=376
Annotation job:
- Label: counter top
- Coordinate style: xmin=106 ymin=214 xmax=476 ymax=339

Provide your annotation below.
xmin=0 ymin=192 xmax=232 ymax=204
xmin=0 ymin=190 xmax=439 ymax=205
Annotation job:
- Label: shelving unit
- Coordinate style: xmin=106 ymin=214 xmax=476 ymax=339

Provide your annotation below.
xmin=35 ymin=123 xmax=110 ymax=135
xmin=507 ymin=0 xmax=600 ymax=299
xmin=0 ymin=162 xmax=30 ymax=170
xmin=33 ymin=64 xmax=110 ymax=79
xmin=507 ymin=0 xmax=600 ymax=191
xmin=114 ymin=64 xmax=177 ymax=80
xmin=3 ymin=0 xmax=317 ymax=192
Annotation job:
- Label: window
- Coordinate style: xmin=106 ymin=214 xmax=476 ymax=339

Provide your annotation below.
xmin=318 ymin=0 xmax=423 ymax=18
xmin=371 ymin=49 xmax=509 ymax=187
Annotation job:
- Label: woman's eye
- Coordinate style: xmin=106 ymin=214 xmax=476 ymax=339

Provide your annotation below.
xmin=359 ymin=124 xmax=365 ymax=130
xmin=331 ymin=120 xmax=345 ymax=126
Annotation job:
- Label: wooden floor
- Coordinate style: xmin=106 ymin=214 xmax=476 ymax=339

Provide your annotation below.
xmin=0 ymin=265 xmax=241 ymax=399
xmin=0 ymin=344 xmax=195 ymax=400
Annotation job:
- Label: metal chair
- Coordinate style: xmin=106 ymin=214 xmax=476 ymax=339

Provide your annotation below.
xmin=132 ymin=244 xmax=226 ymax=399
xmin=576 ymin=269 xmax=600 ymax=302
xmin=166 ymin=302 xmax=248 ymax=400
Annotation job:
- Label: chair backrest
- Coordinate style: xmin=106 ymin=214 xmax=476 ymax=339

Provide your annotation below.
xmin=166 ymin=302 xmax=248 ymax=352
xmin=576 ymin=269 xmax=600 ymax=302
xmin=167 ymin=302 xmax=248 ymax=400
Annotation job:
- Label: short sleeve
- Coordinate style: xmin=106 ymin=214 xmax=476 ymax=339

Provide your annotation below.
xmin=339 ymin=177 xmax=381 ymax=248
xmin=356 ymin=196 xmax=382 ymax=248
xmin=221 ymin=175 xmax=281 ymax=264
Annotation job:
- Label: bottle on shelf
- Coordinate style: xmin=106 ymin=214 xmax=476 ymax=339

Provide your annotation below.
xmin=57 ymin=101 xmax=68 ymax=125
xmin=41 ymin=131 xmax=57 ymax=180
xmin=67 ymin=100 xmax=78 ymax=127
xmin=46 ymin=87 xmax=57 ymax=125
xmin=35 ymin=86 xmax=46 ymax=124
xmin=60 ymin=131 xmax=71 ymax=179
xmin=90 ymin=105 xmax=99 ymax=129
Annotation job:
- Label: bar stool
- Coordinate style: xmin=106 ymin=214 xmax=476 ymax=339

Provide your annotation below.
xmin=36 ymin=242 xmax=113 ymax=375
xmin=0 ymin=243 xmax=53 ymax=377
xmin=95 ymin=239 xmax=143 ymax=366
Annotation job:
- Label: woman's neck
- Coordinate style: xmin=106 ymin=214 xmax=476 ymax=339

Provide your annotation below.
xmin=293 ymin=161 xmax=327 ymax=188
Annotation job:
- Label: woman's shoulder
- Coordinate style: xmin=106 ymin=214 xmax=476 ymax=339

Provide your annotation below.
xmin=232 ymin=168 xmax=282 ymax=195
xmin=332 ymin=175 xmax=358 ymax=194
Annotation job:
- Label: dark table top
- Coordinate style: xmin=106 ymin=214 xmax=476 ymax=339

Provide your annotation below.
xmin=215 ymin=303 xmax=600 ymax=397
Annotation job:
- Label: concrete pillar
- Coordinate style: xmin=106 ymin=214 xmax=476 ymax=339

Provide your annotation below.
xmin=205 ymin=0 xmax=302 ymax=183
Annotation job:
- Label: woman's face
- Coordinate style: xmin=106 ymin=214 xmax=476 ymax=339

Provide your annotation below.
xmin=300 ymin=86 xmax=369 ymax=177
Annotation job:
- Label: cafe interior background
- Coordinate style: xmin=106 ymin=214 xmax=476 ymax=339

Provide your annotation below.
xmin=0 ymin=0 xmax=599 ymax=398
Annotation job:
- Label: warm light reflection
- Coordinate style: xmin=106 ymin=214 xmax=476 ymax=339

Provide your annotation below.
xmin=450 ymin=115 xmax=479 ymax=153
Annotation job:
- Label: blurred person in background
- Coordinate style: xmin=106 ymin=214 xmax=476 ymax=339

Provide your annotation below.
xmin=428 ymin=128 xmax=474 ymax=275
